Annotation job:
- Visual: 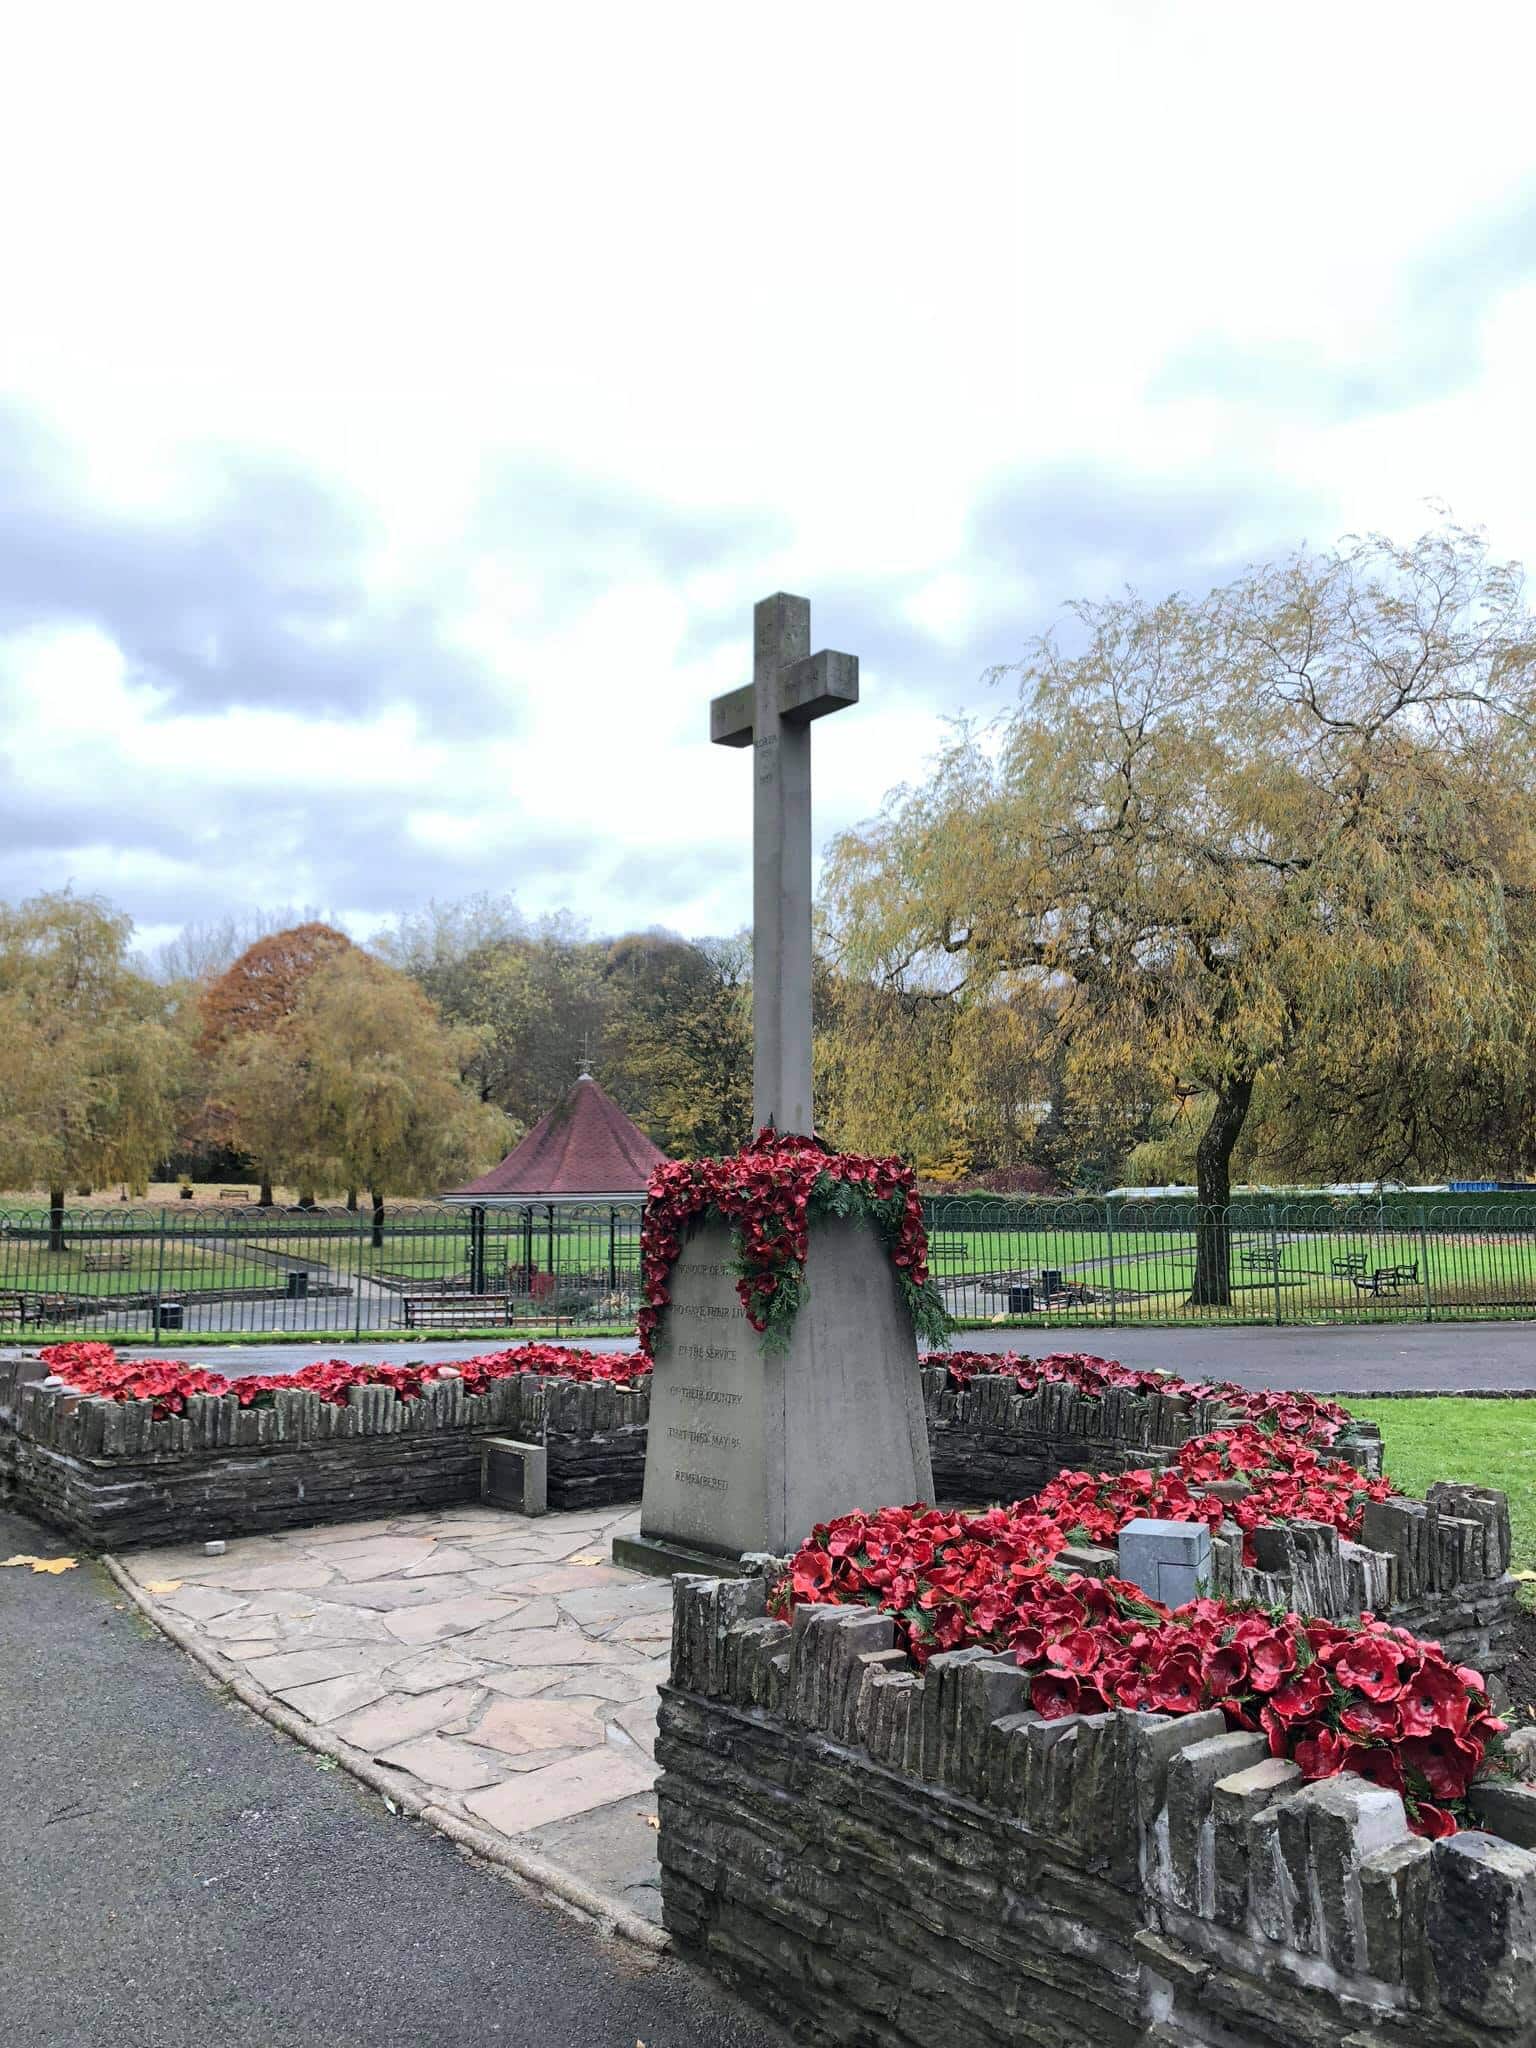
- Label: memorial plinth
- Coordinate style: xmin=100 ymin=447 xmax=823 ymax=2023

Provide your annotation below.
xmin=614 ymin=1217 xmax=933 ymax=1577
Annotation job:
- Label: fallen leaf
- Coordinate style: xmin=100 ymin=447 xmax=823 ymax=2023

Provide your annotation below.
xmin=1511 ymin=1569 xmax=1536 ymax=1582
xmin=569 ymin=1553 xmax=604 ymax=1566
xmin=642 ymin=1813 xmax=660 ymax=1830
xmin=143 ymin=1580 xmax=183 ymax=1595
xmin=1 ymin=1554 xmax=78 ymax=1574
xmin=383 ymin=1795 xmax=399 ymax=1815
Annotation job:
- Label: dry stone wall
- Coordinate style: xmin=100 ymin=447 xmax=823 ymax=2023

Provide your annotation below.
xmin=0 ymin=1352 xmax=648 ymax=1545
xmin=921 ymin=1366 xmax=1385 ymax=1499
xmin=659 ymin=1571 xmax=1536 ymax=2048
xmin=0 ymin=1343 xmax=1517 ymax=1688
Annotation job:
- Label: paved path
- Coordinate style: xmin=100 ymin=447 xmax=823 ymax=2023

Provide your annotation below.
xmin=139 ymin=1320 xmax=1536 ymax=1392
xmin=0 ymin=1506 xmax=784 ymax=2048
xmin=113 ymin=1502 xmax=671 ymax=1925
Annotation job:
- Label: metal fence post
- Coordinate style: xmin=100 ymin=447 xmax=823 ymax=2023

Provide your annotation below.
xmin=354 ymin=1206 xmax=366 ymax=1340
xmin=1104 ymin=1200 xmax=1118 ymax=1328
xmin=1269 ymin=1202 xmax=1284 ymax=1326
xmin=152 ymin=1206 xmax=167 ymax=1340
xmin=1419 ymin=1203 xmax=1433 ymax=1323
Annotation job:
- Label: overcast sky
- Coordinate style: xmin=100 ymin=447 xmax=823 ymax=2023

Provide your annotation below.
xmin=3 ymin=3 xmax=1535 ymax=956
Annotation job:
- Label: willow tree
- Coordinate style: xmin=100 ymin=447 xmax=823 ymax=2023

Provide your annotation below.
xmin=824 ymin=524 xmax=1536 ymax=1303
xmin=815 ymin=969 xmax=1060 ymax=1178
xmin=0 ymin=893 xmax=185 ymax=1248
xmin=225 ymin=950 xmax=503 ymax=1245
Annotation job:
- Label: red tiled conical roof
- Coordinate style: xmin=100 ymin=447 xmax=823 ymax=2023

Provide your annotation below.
xmin=444 ymin=1075 xmax=667 ymax=1201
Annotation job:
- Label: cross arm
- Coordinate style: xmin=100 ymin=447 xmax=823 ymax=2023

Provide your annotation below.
xmin=709 ymin=683 xmax=755 ymax=749
xmin=709 ymin=649 xmax=859 ymax=749
xmin=779 ymin=649 xmax=858 ymax=725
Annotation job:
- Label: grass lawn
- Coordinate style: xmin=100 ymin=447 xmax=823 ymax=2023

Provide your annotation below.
xmin=1346 ymin=1397 xmax=1536 ymax=1575
xmin=354 ymin=1234 xmax=640 ymax=1285
xmin=932 ymin=1222 xmax=1536 ymax=1318
xmin=0 ymin=1242 xmax=276 ymax=1298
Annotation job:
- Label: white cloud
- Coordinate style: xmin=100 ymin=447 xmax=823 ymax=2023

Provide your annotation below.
xmin=0 ymin=1 xmax=1533 ymax=945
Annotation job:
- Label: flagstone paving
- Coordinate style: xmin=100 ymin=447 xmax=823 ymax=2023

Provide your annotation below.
xmin=117 ymin=1501 xmax=673 ymax=1922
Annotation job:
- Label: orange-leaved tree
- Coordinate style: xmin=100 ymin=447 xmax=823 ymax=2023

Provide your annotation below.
xmin=197 ymin=923 xmax=354 ymax=1203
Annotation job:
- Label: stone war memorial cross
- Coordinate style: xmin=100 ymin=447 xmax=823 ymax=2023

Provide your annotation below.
xmin=616 ymin=595 xmax=934 ymax=1577
xmin=708 ymin=591 xmax=857 ymax=1134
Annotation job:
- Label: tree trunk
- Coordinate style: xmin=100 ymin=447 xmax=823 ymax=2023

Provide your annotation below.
xmin=259 ymin=1178 xmax=274 ymax=1208
xmin=298 ymin=1189 xmax=316 ymax=1210
xmin=345 ymin=1188 xmax=358 ymax=1213
xmin=1188 ymin=1077 xmax=1254 ymax=1307
xmin=371 ymin=1190 xmax=386 ymax=1252
xmin=48 ymin=1188 xmax=65 ymax=1256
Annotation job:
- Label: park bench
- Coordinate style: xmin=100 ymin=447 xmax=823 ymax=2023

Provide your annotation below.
xmin=14 ymin=1293 xmax=75 ymax=1327
xmin=401 ymin=1293 xmax=515 ymax=1329
xmin=927 ymin=1235 xmax=967 ymax=1272
xmin=1352 ymin=1261 xmax=1419 ymax=1298
xmin=218 ymin=1188 xmax=251 ymax=1202
xmin=1240 ymin=1245 xmax=1283 ymax=1273
xmin=1331 ymin=1254 xmax=1368 ymax=1281
xmin=82 ymin=1248 xmax=133 ymax=1273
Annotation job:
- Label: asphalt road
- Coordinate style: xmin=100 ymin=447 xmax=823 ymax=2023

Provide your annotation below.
xmin=133 ymin=1319 xmax=1536 ymax=1393
xmin=937 ymin=1320 xmax=1536 ymax=1393
xmin=0 ymin=1507 xmax=784 ymax=2048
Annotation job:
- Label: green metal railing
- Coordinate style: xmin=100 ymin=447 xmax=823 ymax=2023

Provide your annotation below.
xmin=920 ymin=1196 xmax=1536 ymax=1327
xmin=0 ymin=1201 xmax=642 ymax=1340
xmin=3 ymin=1196 xmax=1535 ymax=1341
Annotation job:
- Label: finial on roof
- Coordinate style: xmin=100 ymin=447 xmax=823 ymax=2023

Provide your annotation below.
xmin=578 ymin=1029 xmax=594 ymax=1081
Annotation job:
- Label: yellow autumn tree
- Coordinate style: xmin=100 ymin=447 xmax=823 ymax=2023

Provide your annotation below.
xmin=0 ymin=893 xmax=186 ymax=1246
xmin=824 ymin=523 xmax=1536 ymax=1301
